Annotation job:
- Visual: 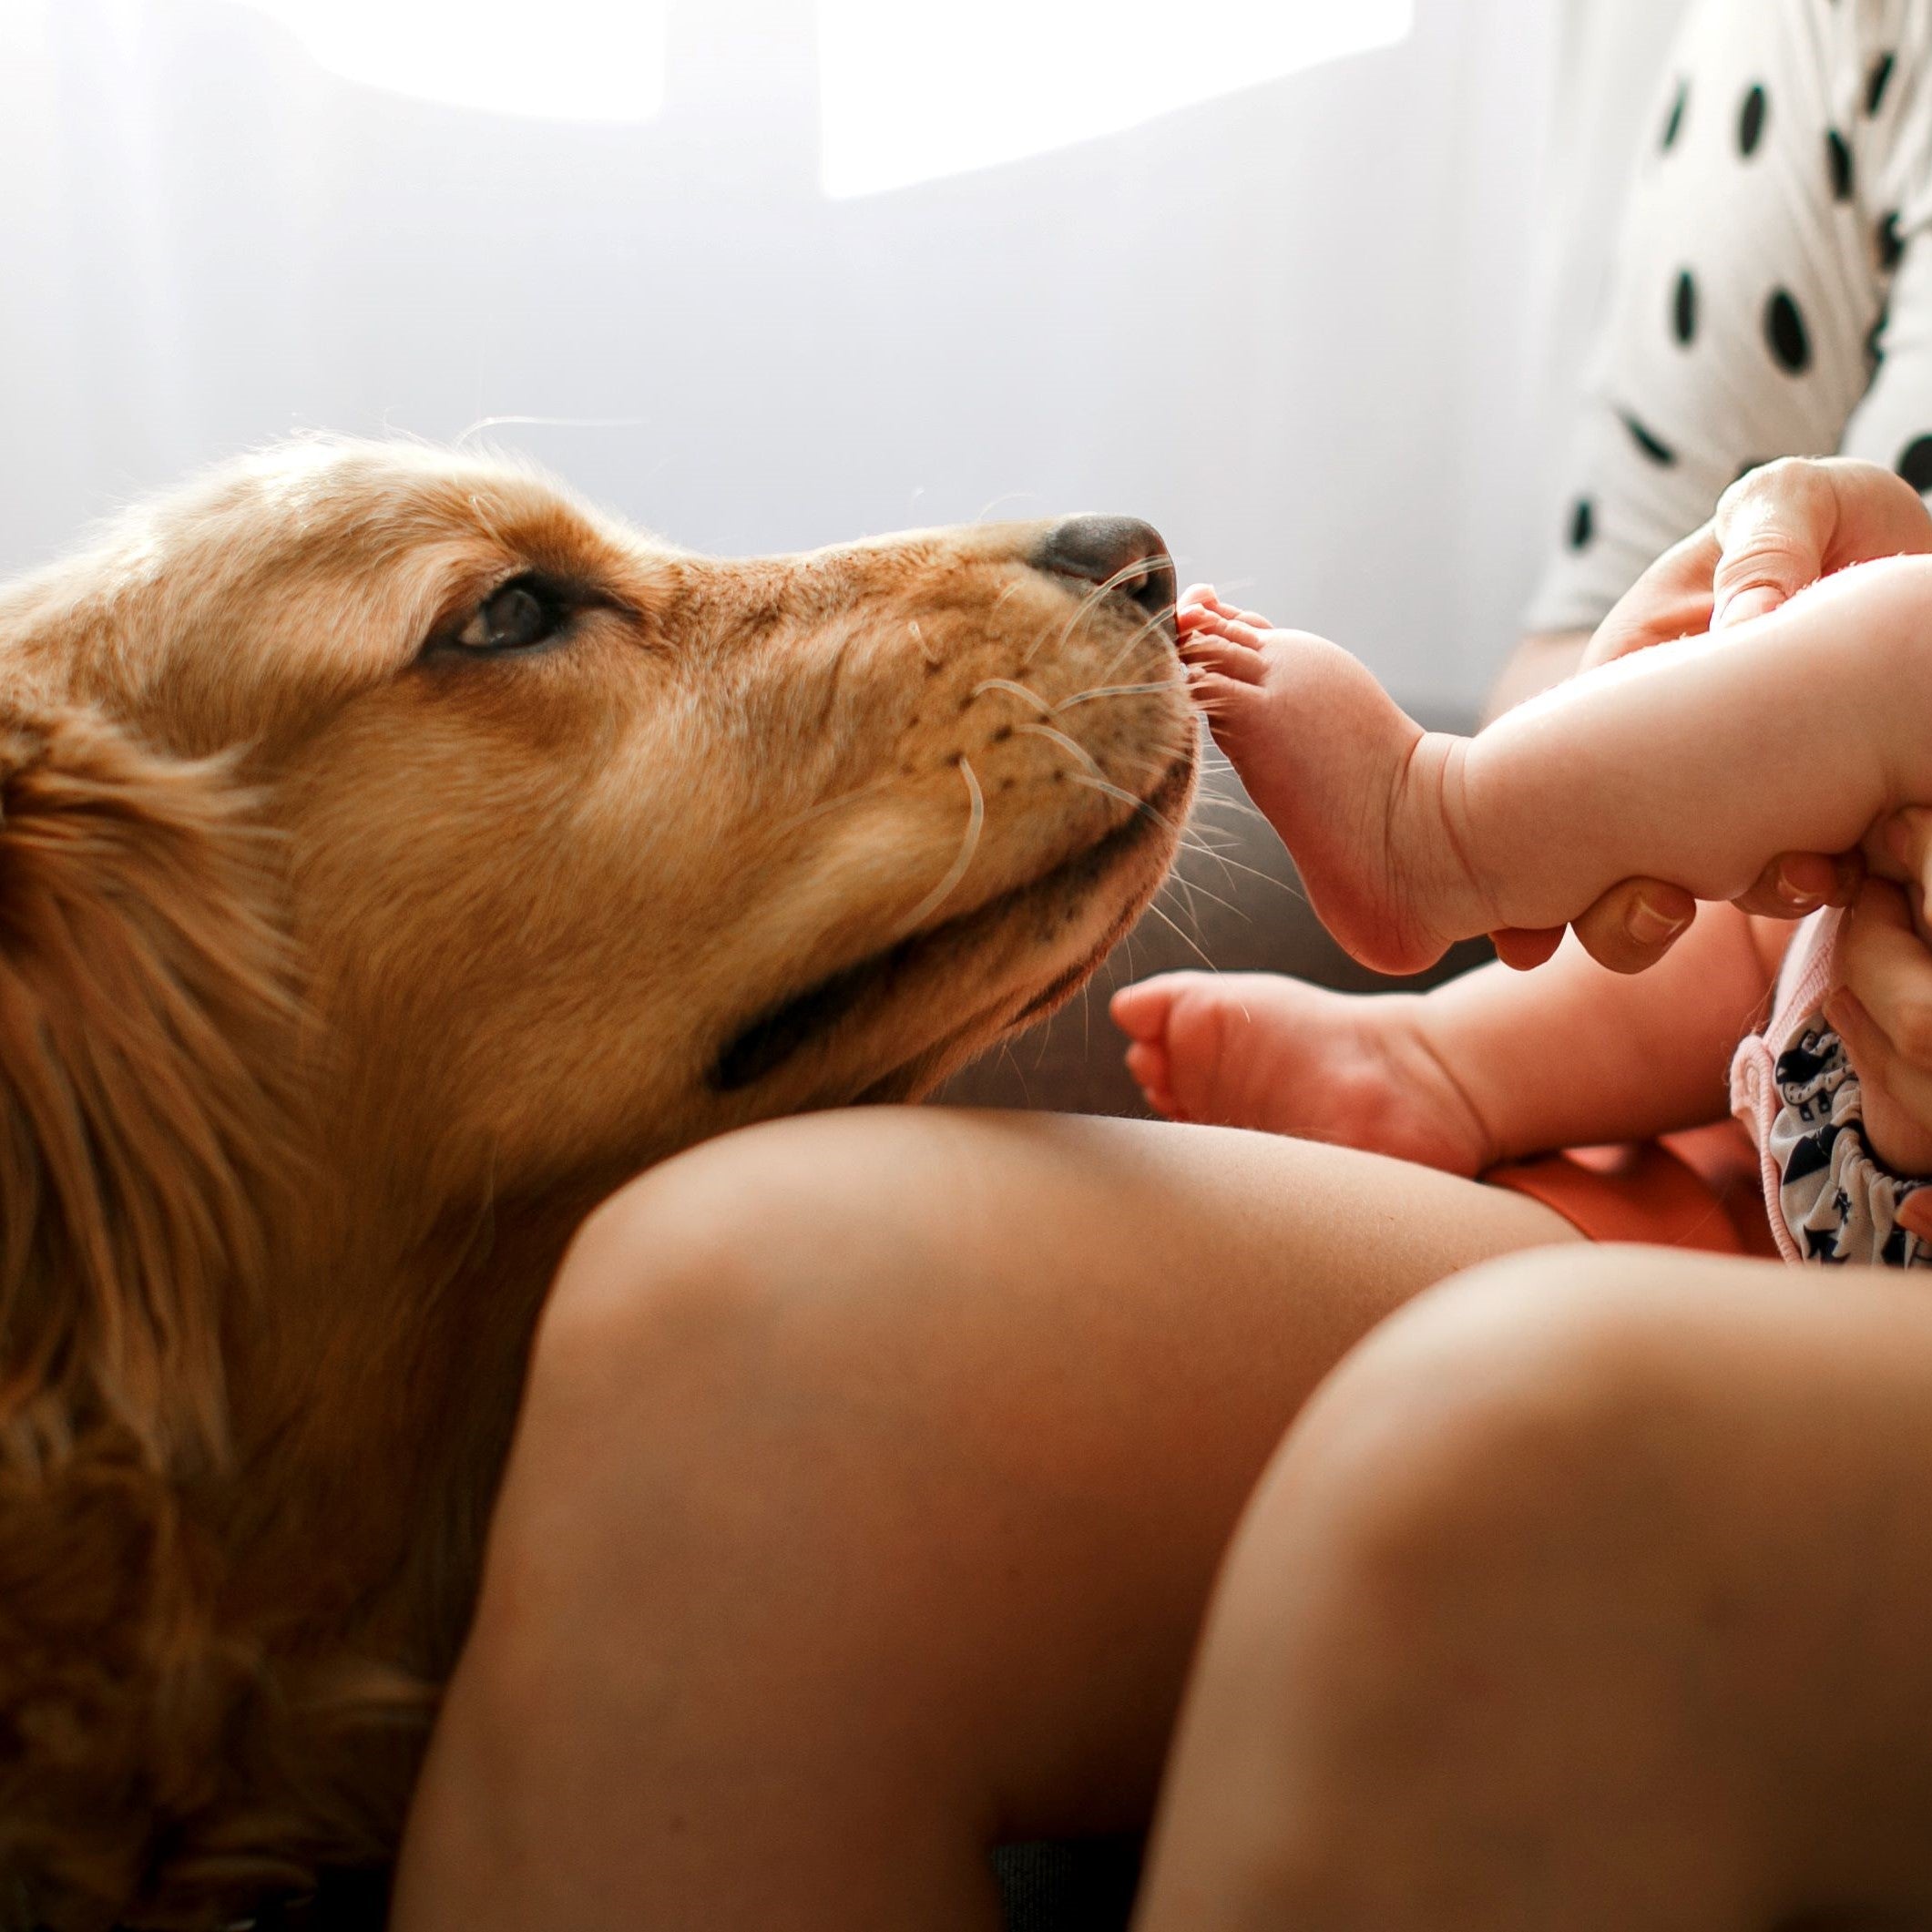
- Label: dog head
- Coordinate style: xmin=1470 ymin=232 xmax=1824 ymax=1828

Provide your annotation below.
xmin=0 ymin=438 xmax=1195 ymax=1926
xmin=12 ymin=439 xmax=1195 ymax=1201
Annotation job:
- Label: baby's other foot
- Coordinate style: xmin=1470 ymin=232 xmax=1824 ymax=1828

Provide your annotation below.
xmin=1181 ymin=590 xmax=1483 ymax=975
xmin=1110 ymin=971 xmax=1494 ymax=1174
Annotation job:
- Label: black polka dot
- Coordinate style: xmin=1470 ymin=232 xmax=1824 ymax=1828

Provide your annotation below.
xmin=1765 ymin=289 xmax=1812 ymax=373
xmin=1868 ymin=305 xmax=1889 ymax=367
xmin=1827 ymin=128 xmax=1854 ymax=199
xmin=1868 ymin=50 xmax=1896 ymax=116
xmin=1569 ymin=498 xmax=1595 ymax=550
xmin=1739 ymin=83 xmax=1769 ymax=156
xmin=1661 ymin=79 xmax=1688 ymax=151
xmin=1672 ymin=270 xmax=1699 ymax=345
xmin=1899 ymin=435 xmax=1932 ymax=494
xmin=1880 ymin=210 xmax=1905 ymax=270
xmin=1621 ymin=411 xmax=1677 ymax=466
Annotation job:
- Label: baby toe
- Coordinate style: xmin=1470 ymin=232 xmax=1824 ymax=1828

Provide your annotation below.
xmin=1181 ymin=635 xmax=1265 ymax=686
xmin=1109 ymin=983 xmax=1168 ymax=1040
xmin=1124 ymin=1049 xmax=1181 ymax=1119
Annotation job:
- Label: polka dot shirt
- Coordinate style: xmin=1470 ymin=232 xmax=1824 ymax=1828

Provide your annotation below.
xmin=1528 ymin=0 xmax=1932 ymax=635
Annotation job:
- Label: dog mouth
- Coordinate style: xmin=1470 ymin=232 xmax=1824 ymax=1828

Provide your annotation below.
xmin=710 ymin=751 xmax=1194 ymax=1093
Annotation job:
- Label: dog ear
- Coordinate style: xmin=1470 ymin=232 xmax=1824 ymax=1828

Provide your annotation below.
xmin=0 ymin=703 xmax=297 ymax=1469
xmin=0 ymin=700 xmax=306 ymax=1925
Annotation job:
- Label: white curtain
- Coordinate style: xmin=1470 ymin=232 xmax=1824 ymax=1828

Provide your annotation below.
xmin=0 ymin=0 xmax=1662 ymax=711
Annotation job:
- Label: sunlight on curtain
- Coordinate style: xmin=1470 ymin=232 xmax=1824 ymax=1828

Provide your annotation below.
xmin=817 ymin=0 xmax=1416 ymax=197
xmin=230 ymin=0 xmax=668 ymax=121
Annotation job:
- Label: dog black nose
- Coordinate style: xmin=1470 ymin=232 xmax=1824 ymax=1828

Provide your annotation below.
xmin=1033 ymin=516 xmax=1176 ymax=623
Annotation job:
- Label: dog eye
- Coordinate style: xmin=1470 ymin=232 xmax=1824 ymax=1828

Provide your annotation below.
xmin=454 ymin=576 xmax=569 ymax=653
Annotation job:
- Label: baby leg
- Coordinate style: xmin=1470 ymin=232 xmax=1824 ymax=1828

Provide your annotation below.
xmin=1188 ymin=556 xmax=1932 ymax=973
xmin=1140 ymin=1245 xmax=1932 ymax=1930
xmin=1182 ymin=597 xmax=1476 ymax=974
xmin=1109 ymin=972 xmax=1495 ymax=1175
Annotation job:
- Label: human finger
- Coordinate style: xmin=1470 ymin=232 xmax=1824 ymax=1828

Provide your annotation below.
xmin=1899 ymin=1188 xmax=1932 ymax=1241
xmin=1490 ymin=925 xmax=1566 ymax=972
xmin=1835 ymin=883 xmax=1932 ymax=1074
xmin=1706 ymin=459 xmax=1837 ymax=629
xmin=1876 ymin=805 xmax=1932 ymax=903
xmin=1823 ymin=983 xmax=1932 ymax=1178
xmin=1579 ymin=525 xmax=1722 ymax=670
xmin=1566 ymin=880 xmax=1698 ymax=975
xmin=1829 ymin=883 xmax=1932 ymax=1174
xmin=1712 ymin=457 xmax=1932 ymax=629
xmin=1729 ymin=851 xmax=1864 ymax=919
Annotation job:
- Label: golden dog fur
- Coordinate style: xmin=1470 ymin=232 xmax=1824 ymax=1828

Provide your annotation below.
xmin=0 ymin=439 xmax=1193 ymax=1927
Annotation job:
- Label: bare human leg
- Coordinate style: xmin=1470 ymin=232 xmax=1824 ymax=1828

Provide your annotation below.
xmin=1109 ymin=969 xmax=1493 ymax=1170
xmin=1140 ymin=1244 xmax=1932 ymax=1932
xmin=391 ymin=1108 xmax=1577 ymax=1932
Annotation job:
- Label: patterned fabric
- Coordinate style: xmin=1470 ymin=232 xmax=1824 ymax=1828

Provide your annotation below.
xmin=1529 ymin=0 xmax=1932 ymax=634
xmin=1766 ymin=1020 xmax=1932 ymax=1264
xmin=1732 ymin=907 xmax=1932 ymax=1266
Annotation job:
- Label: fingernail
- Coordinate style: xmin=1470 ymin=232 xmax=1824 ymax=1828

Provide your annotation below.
xmin=1629 ymin=895 xmax=1691 ymax=946
xmin=1774 ymin=861 xmax=1825 ymax=912
xmin=1712 ymin=586 xmax=1780 ymax=630
xmin=1888 ymin=818 xmax=1915 ymax=869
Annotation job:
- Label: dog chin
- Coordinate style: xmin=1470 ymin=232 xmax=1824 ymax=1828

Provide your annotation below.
xmin=712 ymin=747 xmax=1196 ymax=1106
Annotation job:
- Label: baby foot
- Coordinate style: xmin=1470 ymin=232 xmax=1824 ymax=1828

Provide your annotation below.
xmin=1110 ymin=970 xmax=1495 ymax=1175
xmin=1179 ymin=588 xmax=1487 ymax=975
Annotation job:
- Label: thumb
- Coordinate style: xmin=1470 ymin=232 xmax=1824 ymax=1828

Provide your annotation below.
xmin=1709 ymin=465 xmax=1834 ymax=628
xmin=1710 ymin=581 xmax=1791 ymax=629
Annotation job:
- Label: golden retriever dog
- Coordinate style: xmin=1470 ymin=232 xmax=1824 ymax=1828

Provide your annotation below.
xmin=0 ymin=438 xmax=1193 ymax=1929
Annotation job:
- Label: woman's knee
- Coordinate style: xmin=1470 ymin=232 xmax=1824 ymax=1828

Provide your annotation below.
xmin=1156 ymin=1250 xmax=1772 ymax=1908
xmin=1230 ymin=1245 xmax=1749 ymax=1664
xmin=533 ymin=1116 xmax=900 ymax=1416
xmin=506 ymin=1111 xmax=1015 ymax=1604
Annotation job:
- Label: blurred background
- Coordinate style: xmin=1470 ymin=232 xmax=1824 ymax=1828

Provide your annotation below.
xmin=1 ymin=0 xmax=1693 ymax=720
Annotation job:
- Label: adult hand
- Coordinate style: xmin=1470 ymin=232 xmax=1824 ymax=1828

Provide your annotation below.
xmin=1493 ymin=460 xmax=1932 ymax=975
xmin=1826 ymin=809 xmax=1932 ymax=1218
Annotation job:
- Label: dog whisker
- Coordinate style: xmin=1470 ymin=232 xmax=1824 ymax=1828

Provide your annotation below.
xmin=1157 ymin=875 xmax=1222 ymax=947
xmin=973 ymin=678 xmax=1056 ymax=717
xmin=1052 ymin=680 xmax=1181 ymax=714
xmin=1058 ymin=764 xmax=1190 ymax=841
xmin=1177 ymin=842 xmax=1294 ymax=894
xmin=1082 ymin=602 xmax=1181 ymax=692
xmin=1022 ymin=557 xmax=1165 ymax=668
xmin=1138 ymin=897 xmax=1219 ymax=973
xmin=897 ymin=757 xmax=986 ymax=935
xmin=1014 ymin=721 xmax=1109 ymax=784
xmin=769 ymin=773 xmax=899 ymax=840
xmin=1160 ymin=870 xmax=1246 ymax=923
